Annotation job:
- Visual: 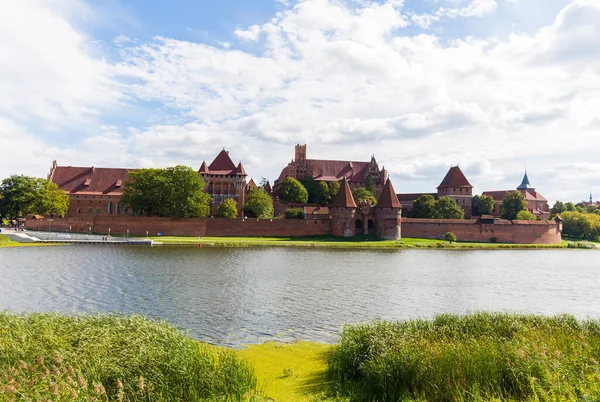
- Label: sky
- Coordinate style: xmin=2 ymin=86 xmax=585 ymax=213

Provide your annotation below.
xmin=1 ymin=0 xmax=598 ymax=203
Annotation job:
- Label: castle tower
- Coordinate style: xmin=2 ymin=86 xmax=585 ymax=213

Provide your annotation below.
xmin=517 ymin=169 xmax=535 ymax=191
xmin=437 ymin=166 xmax=473 ymax=218
xmin=373 ymin=178 xmax=402 ymax=240
xmin=330 ymin=177 xmax=357 ymax=237
xmin=295 ymin=144 xmax=307 ymax=161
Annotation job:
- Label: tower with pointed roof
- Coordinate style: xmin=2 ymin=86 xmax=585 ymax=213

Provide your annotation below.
xmin=199 ymin=149 xmax=248 ymax=216
xmin=330 ymin=177 xmax=358 ymax=237
xmin=437 ymin=166 xmax=473 ymax=218
xmin=373 ymin=179 xmax=402 ymax=240
xmin=517 ymin=170 xmax=534 ymax=191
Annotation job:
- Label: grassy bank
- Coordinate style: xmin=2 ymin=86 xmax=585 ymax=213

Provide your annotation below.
xmin=0 ymin=234 xmax=60 ymax=248
xmin=150 ymin=235 xmax=571 ymax=249
xmin=329 ymin=313 xmax=600 ymax=401
xmin=0 ymin=313 xmax=257 ymax=401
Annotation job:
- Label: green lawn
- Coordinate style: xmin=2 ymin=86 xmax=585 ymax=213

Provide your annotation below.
xmin=149 ymin=234 xmax=569 ymax=249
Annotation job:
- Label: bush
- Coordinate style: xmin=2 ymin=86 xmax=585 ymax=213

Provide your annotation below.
xmin=444 ymin=231 xmax=457 ymax=243
xmin=216 ymin=198 xmax=238 ymax=218
xmin=329 ymin=313 xmax=600 ymax=401
xmin=0 ymin=313 xmax=257 ymax=401
xmin=516 ymin=210 xmax=536 ymax=220
xmin=490 ymin=236 xmax=498 ymax=243
xmin=285 ymin=208 xmax=305 ymax=219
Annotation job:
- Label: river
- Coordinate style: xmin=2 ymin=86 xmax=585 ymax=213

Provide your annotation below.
xmin=0 ymin=246 xmax=598 ymax=346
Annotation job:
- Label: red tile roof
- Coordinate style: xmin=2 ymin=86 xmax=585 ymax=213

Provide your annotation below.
xmin=51 ymin=166 xmax=131 ymax=195
xmin=437 ymin=166 xmax=472 ymax=189
xmin=207 ymin=150 xmax=238 ymax=174
xmin=234 ymin=162 xmax=247 ymax=176
xmin=332 ymin=178 xmax=357 ymax=208
xmin=247 ymin=178 xmax=257 ymax=188
xmin=482 ymin=190 xmax=509 ymax=201
xmin=198 ymin=161 xmax=209 ymax=173
xmin=276 ymin=159 xmax=371 ymax=185
xmin=376 ymin=179 xmax=402 ymax=209
xmin=396 ymin=193 xmax=437 ymax=201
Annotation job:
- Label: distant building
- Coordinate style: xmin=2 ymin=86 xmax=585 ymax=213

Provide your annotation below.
xmin=483 ymin=171 xmax=550 ymax=219
xmin=48 ymin=160 xmax=131 ymax=217
xmin=396 ymin=165 xmax=473 ymax=218
xmin=274 ymin=144 xmax=388 ymax=197
xmin=198 ymin=149 xmax=248 ymax=216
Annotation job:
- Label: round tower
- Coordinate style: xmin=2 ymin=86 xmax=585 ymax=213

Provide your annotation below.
xmin=330 ymin=178 xmax=357 ymax=237
xmin=373 ymin=178 xmax=402 ymax=240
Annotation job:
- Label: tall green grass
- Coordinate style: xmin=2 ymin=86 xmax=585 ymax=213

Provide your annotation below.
xmin=329 ymin=313 xmax=600 ymax=401
xmin=0 ymin=313 xmax=257 ymax=401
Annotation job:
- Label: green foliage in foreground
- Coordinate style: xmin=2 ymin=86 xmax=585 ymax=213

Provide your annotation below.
xmin=0 ymin=313 xmax=257 ymax=401
xmin=329 ymin=313 xmax=600 ymax=401
xmin=216 ymin=198 xmax=238 ymax=218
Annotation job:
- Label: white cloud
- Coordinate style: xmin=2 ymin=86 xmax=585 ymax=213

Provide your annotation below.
xmin=2 ymin=0 xmax=600 ymax=205
xmin=411 ymin=0 xmax=498 ymax=28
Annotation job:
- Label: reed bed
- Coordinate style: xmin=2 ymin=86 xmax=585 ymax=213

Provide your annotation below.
xmin=329 ymin=313 xmax=600 ymax=401
xmin=0 ymin=313 xmax=257 ymax=401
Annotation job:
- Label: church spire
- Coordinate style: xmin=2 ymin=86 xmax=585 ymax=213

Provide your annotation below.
xmin=517 ymin=168 xmax=534 ymax=191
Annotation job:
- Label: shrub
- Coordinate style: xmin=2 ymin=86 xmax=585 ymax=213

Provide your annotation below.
xmin=285 ymin=208 xmax=305 ymax=219
xmin=216 ymin=198 xmax=238 ymax=218
xmin=0 ymin=313 xmax=257 ymax=401
xmin=444 ymin=231 xmax=457 ymax=243
xmin=516 ymin=210 xmax=536 ymax=220
xmin=490 ymin=236 xmax=498 ymax=243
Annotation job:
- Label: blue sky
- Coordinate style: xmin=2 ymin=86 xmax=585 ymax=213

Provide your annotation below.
xmin=1 ymin=0 xmax=599 ymax=203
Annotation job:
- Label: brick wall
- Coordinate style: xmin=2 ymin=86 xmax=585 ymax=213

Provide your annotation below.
xmin=24 ymin=216 xmax=561 ymax=244
xmin=402 ymin=218 xmax=562 ymax=244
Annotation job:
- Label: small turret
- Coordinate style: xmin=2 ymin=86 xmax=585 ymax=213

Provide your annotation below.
xmin=198 ymin=161 xmax=209 ymax=173
xmin=517 ymin=170 xmax=534 ymax=191
xmin=330 ymin=178 xmax=357 ymax=237
xmin=373 ymin=179 xmax=402 ymax=240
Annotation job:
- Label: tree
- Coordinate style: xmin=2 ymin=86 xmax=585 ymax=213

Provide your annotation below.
xmin=314 ymin=181 xmax=332 ymax=205
xmin=35 ymin=180 xmax=69 ymax=217
xmin=561 ymin=211 xmax=598 ymax=240
xmin=410 ymin=194 xmax=436 ymax=218
xmin=216 ymin=198 xmax=238 ymax=218
xmin=516 ymin=210 xmax=537 ymax=220
xmin=352 ymin=187 xmax=377 ymax=205
xmin=551 ymin=201 xmax=566 ymax=216
xmin=244 ymin=188 xmax=274 ymax=218
xmin=500 ymin=191 xmax=528 ymax=220
xmin=365 ymin=175 xmax=376 ymax=196
xmin=474 ymin=194 xmax=494 ymax=215
xmin=278 ymin=177 xmax=309 ymax=204
xmin=121 ymin=166 xmax=211 ymax=218
xmin=285 ymin=208 xmax=304 ymax=219
xmin=433 ymin=196 xmax=465 ymax=219
xmin=0 ymin=175 xmax=69 ymax=218
xmin=444 ymin=232 xmax=457 ymax=243
xmin=300 ymin=176 xmax=317 ymax=203
xmin=328 ymin=181 xmax=340 ymax=201
xmin=565 ymin=202 xmax=576 ymax=212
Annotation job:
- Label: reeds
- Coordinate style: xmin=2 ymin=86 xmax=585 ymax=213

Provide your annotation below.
xmin=329 ymin=312 xmax=600 ymax=401
xmin=0 ymin=313 xmax=257 ymax=401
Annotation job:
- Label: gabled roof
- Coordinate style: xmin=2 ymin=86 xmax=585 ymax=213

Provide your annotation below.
xmin=517 ymin=172 xmax=534 ymax=190
xmin=332 ymin=178 xmax=357 ymax=208
xmin=437 ymin=166 xmax=472 ymax=189
xmin=247 ymin=178 xmax=257 ymax=188
xmin=275 ymin=159 xmax=371 ymax=185
xmin=51 ymin=166 xmax=131 ymax=195
xmin=234 ymin=162 xmax=247 ymax=175
xmin=376 ymin=179 xmax=402 ymax=209
xmin=198 ymin=161 xmax=209 ymax=173
xmin=396 ymin=193 xmax=437 ymax=201
xmin=207 ymin=150 xmax=237 ymax=173
xmin=482 ymin=190 xmax=510 ymax=201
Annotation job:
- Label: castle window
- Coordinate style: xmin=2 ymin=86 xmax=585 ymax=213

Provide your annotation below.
xmin=84 ymin=179 xmax=91 ymax=186
xmin=88 ymin=207 xmax=92 ymax=214
xmin=96 ymin=208 xmax=101 ymax=215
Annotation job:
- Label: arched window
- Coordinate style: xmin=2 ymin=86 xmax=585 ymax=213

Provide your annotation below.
xmin=116 ymin=202 xmax=121 ymax=215
xmin=108 ymin=201 xmax=113 ymax=214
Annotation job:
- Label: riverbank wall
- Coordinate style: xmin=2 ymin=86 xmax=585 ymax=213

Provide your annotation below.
xmin=23 ymin=216 xmax=562 ymax=244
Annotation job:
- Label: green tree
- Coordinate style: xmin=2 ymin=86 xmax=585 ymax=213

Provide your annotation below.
xmin=315 ymin=181 xmax=332 ymax=205
xmin=500 ymin=191 xmax=528 ymax=220
xmin=300 ymin=176 xmax=317 ymax=203
xmin=216 ymin=198 xmax=238 ymax=218
xmin=551 ymin=201 xmax=566 ymax=216
xmin=516 ymin=210 xmax=537 ymax=220
xmin=444 ymin=232 xmax=457 ymax=243
xmin=0 ymin=175 xmax=69 ymax=218
xmin=35 ymin=180 xmax=69 ymax=217
xmin=474 ymin=194 xmax=494 ymax=215
xmin=278 ymin=177 xmax=309 ymax=203
xmin=565 ymin=202 xmax=576 ymax=212
xmin=365 ymin=175 xmax=376 ymax=196
xmin=352 ymin=187 xmax=377 ymax=205
xmin=410 ymin=194 xmax=436 ymax=218
xmin=434 ymin=196 xmax=465 ymax=219
xmin=121 ymin=166 xmax=211 ymax=218
xmin=285 ymin=208 xmax=304 ymax=219
xmin=244 ymin=188 xmax=274 ymax=218
xmin=328 ymin=181 xmax=340 ymax=201
xmin=561 ymin=211 xmax=598 ymax=240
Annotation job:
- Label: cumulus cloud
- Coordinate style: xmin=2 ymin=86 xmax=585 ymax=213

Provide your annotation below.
xmin=2 ymin=0 xmax=600 ymax=205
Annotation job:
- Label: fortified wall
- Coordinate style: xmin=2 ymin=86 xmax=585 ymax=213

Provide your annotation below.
xmin=25 ymin=215 xmax=562 ymax=244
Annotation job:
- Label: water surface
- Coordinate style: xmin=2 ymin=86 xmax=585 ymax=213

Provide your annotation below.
xmin=1 ymin=246 xmax=598 ymax=346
